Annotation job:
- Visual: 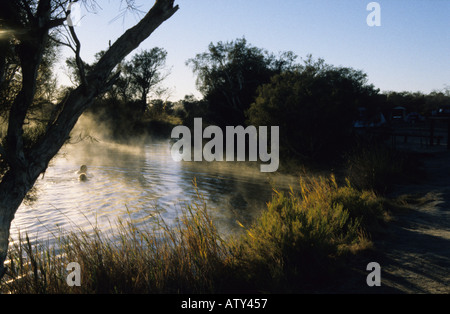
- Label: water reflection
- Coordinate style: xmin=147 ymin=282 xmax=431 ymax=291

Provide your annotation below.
xmin=11 ymin=140 xmax=297 ymax=244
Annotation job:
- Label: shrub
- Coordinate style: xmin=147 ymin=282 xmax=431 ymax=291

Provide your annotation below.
xmin=345 ymin=143 xmax=407 ymax=193
xmin=235 ymin=175 xmax=383 ymax=291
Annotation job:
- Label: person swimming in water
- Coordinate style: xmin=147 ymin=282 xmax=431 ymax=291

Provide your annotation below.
xmin=79 ymin=173 xmax=88 ymax=182
xmin=79 ymin=165 xmax=87 ymax=174
xmin=78 ymin=165 xmax=88 ymax=181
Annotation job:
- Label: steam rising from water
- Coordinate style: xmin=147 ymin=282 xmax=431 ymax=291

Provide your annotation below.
xmin=10 ymin=114 xmax=297 ymax=246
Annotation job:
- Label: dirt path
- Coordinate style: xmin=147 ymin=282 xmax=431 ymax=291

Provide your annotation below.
xmin=366 ymin=149 xmax=450 ymax=293
xmin=325 ymin=149 xmax=450 ymax=294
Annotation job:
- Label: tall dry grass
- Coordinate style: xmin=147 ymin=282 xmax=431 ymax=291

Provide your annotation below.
xmin=345 ymin=143 xmax=422 ymax=194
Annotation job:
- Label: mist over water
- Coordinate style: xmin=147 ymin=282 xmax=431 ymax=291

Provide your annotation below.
xmin=10 ymin=116 xmax=297 ymax=245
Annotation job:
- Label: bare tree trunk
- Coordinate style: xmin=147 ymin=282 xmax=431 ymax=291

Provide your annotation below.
xmin=0 ymin=0 xmax=179 ymax=281
xmin=0 ymin=171 xmax=34 ymax=279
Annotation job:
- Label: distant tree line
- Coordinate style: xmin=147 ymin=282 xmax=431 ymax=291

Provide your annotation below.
xmin=381 ymin=90 xmax=450 ymax=117
xmin=181 ymin=38 xmax=450 ymax=163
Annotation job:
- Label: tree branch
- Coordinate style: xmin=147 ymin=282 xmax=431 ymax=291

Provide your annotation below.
xmin=48 ymin=33 xmax=75 ymax=52
xmin=100 ymin=70 xmax=122 ymax=95
xmin=68 ymin=25 xmax=88 ymax=87
xmin=89 ymin=0 xmax=179 ymax=87
xmin=31 ymin=0 xmax=179 ymax=165
xmin=46 ymin=17 xmax=67 ymax=30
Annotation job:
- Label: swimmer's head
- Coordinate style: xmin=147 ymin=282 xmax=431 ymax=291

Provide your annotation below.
xmin=80 ymin=165 xmax=87 ymax=173
xmin=79 ymin=173 xmax=88 ymax=182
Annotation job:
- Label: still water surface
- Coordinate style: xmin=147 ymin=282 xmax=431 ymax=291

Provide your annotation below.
xmin=11 ymin=140 xmax=297 ymax=244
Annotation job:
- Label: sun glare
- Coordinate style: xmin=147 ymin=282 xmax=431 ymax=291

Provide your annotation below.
xmin=0 ymin=29 xmax=14 ymax=39
xmin=0 ymin=30 xmax=8 ymax=39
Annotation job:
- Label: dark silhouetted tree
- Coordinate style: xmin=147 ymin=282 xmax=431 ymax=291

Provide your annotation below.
xmin=247 ymin=56 xmax=380 ymax=162
xmin=127 ymin=47 xmax=169 ymax=113
xmin=187 ymin=38 xmax=297 ymax=127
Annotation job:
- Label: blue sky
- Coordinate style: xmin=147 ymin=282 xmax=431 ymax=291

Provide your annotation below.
xmin=58 ymin=0 xmax=450 ymax=101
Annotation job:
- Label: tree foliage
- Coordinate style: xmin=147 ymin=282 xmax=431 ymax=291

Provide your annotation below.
xmin=247 ymin=56 xmax=380 ymax=161
xmin=64 ymin=47 xmax=170 ymax=139
xmin=383 ymin=88 xmax=450 ymax=117
xmin=187 ymin=38 xmax=297 ymax=126
xmin=127 ymin=48 xmax=169 ymax=109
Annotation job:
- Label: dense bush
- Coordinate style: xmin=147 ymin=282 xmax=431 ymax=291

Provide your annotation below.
xmin=247 ymin=57 xmax=380 ymax=163
xmin=235 ymin=175 xmax=382 ymax=291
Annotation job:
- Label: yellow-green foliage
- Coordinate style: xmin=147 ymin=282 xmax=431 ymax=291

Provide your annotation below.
xmin=235 ymin=176 xmax=382 ymax=290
